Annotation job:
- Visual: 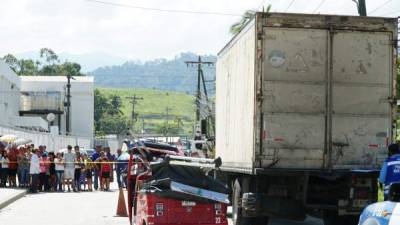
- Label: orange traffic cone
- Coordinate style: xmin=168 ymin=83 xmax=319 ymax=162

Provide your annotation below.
xmin=116 ymin=188 xmax=128 ymax=217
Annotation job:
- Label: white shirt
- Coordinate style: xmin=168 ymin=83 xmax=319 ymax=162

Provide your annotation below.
xmin=29 ymin=154 xmax=40 ymax=174
xmin=64 ymin=152 xmax=75 ymax=169
xmin=55 ymin=158 xmax=65 ymax=171
xmin=0 ymin=156 xmax=9 ymax=168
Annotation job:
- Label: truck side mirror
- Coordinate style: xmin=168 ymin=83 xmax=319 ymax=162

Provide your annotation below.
xmin=388 ymin=183 xmax=400 ymax=202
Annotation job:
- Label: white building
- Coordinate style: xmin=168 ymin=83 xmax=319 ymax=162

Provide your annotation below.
xmin=0 ymin=60 xmax=21 ymax=126
xmin=0 ymin=61 xmax=49 ymax=131
xmin=20 ymin=76 xmax=94 ymax=138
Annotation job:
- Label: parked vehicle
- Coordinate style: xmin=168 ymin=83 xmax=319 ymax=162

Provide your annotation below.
xmin=215 ymin=12 xmax=398 ymax=225
xmin=358 ymin=184 xmax=400 ymax=225
xmin=128 ymin=154 xmax=229 ymax=225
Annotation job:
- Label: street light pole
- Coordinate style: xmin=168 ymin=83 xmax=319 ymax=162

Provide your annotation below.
xmin=65 ymin=74 xmax=72 ymax=135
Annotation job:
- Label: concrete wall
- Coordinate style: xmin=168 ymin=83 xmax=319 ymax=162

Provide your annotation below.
xmin=20 ymin=76 xmax=94 ymax=138
xmin=0 ymin=124 xmax=92 ymax=151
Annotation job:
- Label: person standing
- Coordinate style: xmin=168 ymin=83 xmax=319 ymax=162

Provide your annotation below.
xmin=115 ymin=149 xmax=128 ymax=188
xmin=100 ymin=153 xmax=111 ymax=191
xmin=91 ymin=145 xmax=102 ymax=190
xmin=54 ymin=152 xmax=65 ymax=192
xmin=17 ymin=147 xmax=30 ymax=188
xmin=104 ymin=147 xmax=115 ymax=183
xmin=39 ymin=153 xmax=50 ymax=192
xmin=379 ymin=143 xmax=400 ymax=200
xmin=0 ymin=151 xmax=9 ymax=187
xmin=63 ymin=145 xmax=75 ymax=192
xmin=83 ymin=154 xmax=93 ymax=192
xmin=48 ymin=153 xmax=56 ymax=192
xmin=73 ymin=146 xmax=83 ymax=192
xmin=7 ymin=147 xmax=18 ymax=187
xmin=29 ymin=149 xmax=40 ymax=193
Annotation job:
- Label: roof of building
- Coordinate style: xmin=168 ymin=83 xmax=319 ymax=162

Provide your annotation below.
xmin=20 ymin=76 xmax=94 ymax=83
xmin=0 ymin=60 xmax=21 ymax=89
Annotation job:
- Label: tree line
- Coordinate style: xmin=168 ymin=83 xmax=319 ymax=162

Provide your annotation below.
xmin=2 ymin=48 xmax=83 ymax=76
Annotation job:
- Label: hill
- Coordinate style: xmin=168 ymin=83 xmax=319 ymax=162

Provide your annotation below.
xmin=90 ymin=52 xmax=216 ymax=94
xmin=98 ymin=88 xmax=195 ymax=134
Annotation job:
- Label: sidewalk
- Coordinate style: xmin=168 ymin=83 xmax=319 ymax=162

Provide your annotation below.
xmin=0 ymin=188 xmax=27 ymax=210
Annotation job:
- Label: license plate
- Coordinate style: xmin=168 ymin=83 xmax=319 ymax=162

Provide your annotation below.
xmin=353 ymin=199 xmax=369 ymax=207
xmin=182 ymin=201 xmax=196 ymax=207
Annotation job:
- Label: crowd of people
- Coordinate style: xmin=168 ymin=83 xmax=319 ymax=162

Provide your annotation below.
xmin=0 ymin=143 xmax=128 ymax=193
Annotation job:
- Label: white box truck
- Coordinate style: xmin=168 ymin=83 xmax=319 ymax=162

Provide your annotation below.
xmin=216 ymin=13 xmax=398 ymax=225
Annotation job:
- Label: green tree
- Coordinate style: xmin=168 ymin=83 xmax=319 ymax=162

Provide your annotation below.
xmin=58 ymin=62 xmax=83 ymax=76
xmin=97 ymin=114 xmax=132 ymax=135
xmin=94 ymin=89 xmax=110 ymax=132
xmin=230 ymin=5 xmax=271 ymax=35
xmin=18 ymin=59 xmax=38 ymax=75
xmin=3 ymin=48 xmax=83 ymax=76
xmin=108 ymin=95 xmax=123 ymax=116
xmin=40 ymin=48 xmax=59 ymax=65
xmin=2 ymin=54 xmax=20 ymax=73
xmin=94 ymin=90 xmax=129 ymax=135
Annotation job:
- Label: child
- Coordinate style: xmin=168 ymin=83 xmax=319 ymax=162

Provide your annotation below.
xmin=83 ymin=154 xmax=93 ymax=192
xmin=100 ymin=155 xmax=111 ymax=191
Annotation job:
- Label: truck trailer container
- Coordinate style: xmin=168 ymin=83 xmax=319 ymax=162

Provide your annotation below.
xmin=216 ymin=13 xmax=398 ymax=225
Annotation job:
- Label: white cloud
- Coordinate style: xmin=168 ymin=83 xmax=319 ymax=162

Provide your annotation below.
xmin=0 ymin=0 xmax=398 ymax=62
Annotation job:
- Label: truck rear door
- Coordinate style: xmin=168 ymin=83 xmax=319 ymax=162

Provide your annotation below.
xmin=330 ymin=30 xmax=393 ymax=169
xmin=260 ymin=18 xmax=395 ymax=170
xmin=261 ymin=27 xmax=328 ymax=169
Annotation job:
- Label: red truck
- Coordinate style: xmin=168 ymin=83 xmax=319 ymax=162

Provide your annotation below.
xmin=127 ymin=144 xmax=228 ymax=225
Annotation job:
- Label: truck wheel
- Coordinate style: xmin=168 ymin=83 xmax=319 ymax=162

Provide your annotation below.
xmin=323 ymin=211 xmax=358 ymax=225
xmin=232 ymin=179 xmax=251 ymax=225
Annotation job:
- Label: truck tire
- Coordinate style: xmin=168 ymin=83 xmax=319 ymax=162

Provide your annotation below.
xmin=232 ymin=179 xmax=251 ymax=225
xmin=323 ymin=211 xmax=358 ymax=225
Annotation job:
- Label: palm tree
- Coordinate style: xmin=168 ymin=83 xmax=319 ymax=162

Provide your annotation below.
xmin=230 ymin=4 xmax=271 ymax=35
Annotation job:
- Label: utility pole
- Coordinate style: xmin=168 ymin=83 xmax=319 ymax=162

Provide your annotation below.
xmin=126 ymin=95 xmax=143 ymax=134
xmin=353 ymin=0 xmax=367 ymax=16
xmin=141 ymin=117 xmax=145 ymax=134
xmin=185 ymin=56 xmax=214 ymax=121
xmin=165 ymin=107 xmax=172 ymax=142
xmin=65 ymin=74 xmax=74 ymax=135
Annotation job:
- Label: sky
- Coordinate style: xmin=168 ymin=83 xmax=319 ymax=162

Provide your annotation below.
xmin=0 ymin=0 xmax=399 ymax=62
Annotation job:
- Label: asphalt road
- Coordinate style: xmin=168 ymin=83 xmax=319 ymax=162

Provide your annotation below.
xmin=0 ymin=185 xmax=324 ymax=225
xmin=228 ymin=216 xmax=324 ymax=225
xmin=0 ymin=188 xmax=128 ymax=225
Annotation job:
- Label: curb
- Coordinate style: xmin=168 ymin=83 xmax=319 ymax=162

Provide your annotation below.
xmin=0 ymin=190 xmax=27 ymax=210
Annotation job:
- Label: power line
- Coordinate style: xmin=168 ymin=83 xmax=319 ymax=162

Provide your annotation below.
xmin=85 ymin=0 xmax=242 ymax=17
xmin=370 ymin=0 xmax=393 ymax=14
xmin=313 ymin=0 xmax=327 ymax=13
xmin=378 ymin=10 xmax=400 ymax=16
xmin=284 ymin=0 xmax=296 ymax=12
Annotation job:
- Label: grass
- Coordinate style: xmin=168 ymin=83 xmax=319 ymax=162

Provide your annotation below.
xmin=98 ymin=88 xmax=195 ymax=134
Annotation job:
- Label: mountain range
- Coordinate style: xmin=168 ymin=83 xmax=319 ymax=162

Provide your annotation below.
xmin=89 ymin=52 xmax=216 ymax=94
xmin=15 ymin=51 xmax=217 ymax=94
